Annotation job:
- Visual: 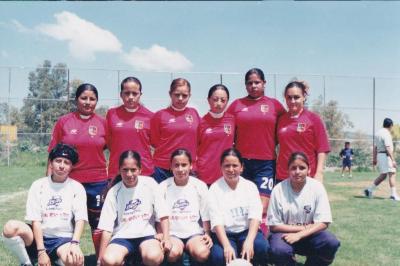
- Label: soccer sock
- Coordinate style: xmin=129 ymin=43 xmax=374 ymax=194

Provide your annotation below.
xmin=369 ymin=184 xmax=377 ymax=191
xmin=1 ymin=235 xmax=32 ymax=265
xmin=92 ymin=229 xmax=102 ymax=258
xmin=390 ymin=187 xmax=398 ymax=196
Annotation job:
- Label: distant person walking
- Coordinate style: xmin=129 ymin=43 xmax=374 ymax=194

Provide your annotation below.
xmin=364 ymin=118 xmax=400 ymax=201
xmin=340 ymin=141 xmax=354 ymax=177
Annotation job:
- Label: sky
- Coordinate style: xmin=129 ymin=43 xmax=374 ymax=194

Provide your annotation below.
xmin=0 ymin=1 xmax=400 ymax=135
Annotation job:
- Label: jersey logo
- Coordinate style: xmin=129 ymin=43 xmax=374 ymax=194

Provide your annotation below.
xmin=168 ymin=118 xmax=176 ymax=123
xmin=125 ymin=199 xmax=141 ymax=211
xmin=70 ymin=129 xmax=78 ymax=134
xmin=88 ymin=125 xmax=98 ymax=136
xmin=116 ymin=122 xmax=123 ymax=127
xmin=260 ymin=104 xmax=269 ymax=114
xmin=241 ymin=107 xmax=248 ymax=112
xmin=134 ymin=120 xmax=144 ymax=130
xmin=47 ymin=195 xmax=62 ymax=208
xmin=205 ymin=128 xmax=213 ymax=134
xmin=303 ymin=205 xmax=312 ymax=214
xmin=185 ymin=114 xmax=193 ymax=124
xmin=297 ymin=123 xmax=306 ymax=132
xmin=172 ymin=199 xmax=189 ymax=211
xmin=224 ymin=124 xmax=232 ymax=135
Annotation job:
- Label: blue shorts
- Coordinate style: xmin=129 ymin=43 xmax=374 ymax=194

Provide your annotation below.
xmin=242 ymin=159 xmax=275 ymax=197
xmin=172 ymin=233 xmax=202 ymax=246
xmin=82 ymin=180 xmax=108 ymax=230
xmin=152 ymin=167 xmax=173 ymax=183
xmin=110 ymin=235 xmax=155 ymax=254
xmin=26 ymin=236 xmax=71 ymax=261
xmin=342 ymin=159 xmax=352 ymax=168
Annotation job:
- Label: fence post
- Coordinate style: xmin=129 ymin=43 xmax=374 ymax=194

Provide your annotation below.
xmin=7 ymin=67 xmax=12 ymax=167
xmin=323 ymin=75 xmax=326 ymax=107
xmin=372 ymin=77 xmax=376 ymax=149
xmin=273 ymin=74 xmax=277 ymax=98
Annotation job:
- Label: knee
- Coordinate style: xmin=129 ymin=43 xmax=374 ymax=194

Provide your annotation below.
xmin=101 ymin=253 xmax=123 ymax=266
xmin=270 ymin=244 xmax=293 ymax=261
xmin=142 ymin=248 xmax=164 ymax=266
xmin=167 ymin=245 xmax=183 ymax=262
xmin=2 ymin=220 xmax=20 ymax=238
xmin=323 ymin=235 xmax=341 ymax=254
xmin=191 ymin=245 xmax=210 ymax=262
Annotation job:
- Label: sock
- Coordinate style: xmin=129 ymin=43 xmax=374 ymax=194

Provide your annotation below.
xmin=260 ymin=214 xmax=269 ymax=236
xmin=1 ymin=235 xmax=32 ymax=265
xmin=390 ymin=187 xmax=398 ymax=196
xmin=369 ymin=184 xmax=377 ymax=191
xmin=92 ymin=229 xmax=102 ymax=258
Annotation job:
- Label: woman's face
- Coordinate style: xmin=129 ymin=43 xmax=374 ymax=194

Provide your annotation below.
xmin=121 ymin=81 xmax=141 ymax=110
xmin=221 ymin=155 xmax=243 ymax=184
xmin=120 ymin=157 xmax=141 ymax=188
xmin=171 ymin=154 xmax=192 ymax=186
xmin=288 ymin=158 xmax=309 ymax=186
xmin=50 ymin=157 xmax=73 ymax=181
xmin=285 ymin=86 xmax=305 ymax=115
xmin=208 ymin=89 xmax=229 ymax=114
xmin=245 ymin=73 xmax=265 ymax=99
xmin=170 ymin=85 xmax=191 ymax=110
xmin=76 ymin=90 xmax=98 ymax=116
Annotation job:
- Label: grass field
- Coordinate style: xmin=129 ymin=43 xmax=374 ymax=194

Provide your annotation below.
xmin=1 ymin=167 xmax=399 ymax=266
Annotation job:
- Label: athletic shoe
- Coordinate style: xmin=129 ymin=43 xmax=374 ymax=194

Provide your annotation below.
xmin=390 ymin=195 xmax=400 ymax=201
xmin=349 ymin=174 xmax=352 ymax=178
xmin=364 ymin=189 xmax=372 ymax=198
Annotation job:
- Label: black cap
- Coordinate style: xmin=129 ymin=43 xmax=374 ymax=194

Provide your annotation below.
xmin=49 ymin=143 xmax=79 ymax=165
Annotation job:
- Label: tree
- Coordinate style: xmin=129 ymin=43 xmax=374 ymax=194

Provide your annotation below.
xmin=20 ymin=60 xmax=69 ymax=144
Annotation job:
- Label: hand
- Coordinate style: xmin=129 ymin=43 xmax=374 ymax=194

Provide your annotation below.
xmin=223 ymin=244 xmax=236 ymax=264
xmin=154 ymin=233 xmax=163 ymax=242
xmin=282 ymin=232 xmax=302 ymax=244
xmin=201 ymin=234 xmax=213 ymax=249
xmin=392 ymin=160 xmax=397 ymax=168
xmin=66 ymin=243 xmax=84 ymax=266
xmin=240 ymin=239 xmax=254 ymax=262
xmin=38 ymin=251 xmax=51 ymax=266
xmin=161 ymin=238 xmax=172 ymax=253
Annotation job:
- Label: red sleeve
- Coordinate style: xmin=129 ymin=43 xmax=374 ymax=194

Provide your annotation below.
xmin=48 ymin=118 xmax=63 ymax=152
xmin=313 ymin=114 xmax=331 ymax=153
xmin=150 ymin=111 xmax=161 ymax=148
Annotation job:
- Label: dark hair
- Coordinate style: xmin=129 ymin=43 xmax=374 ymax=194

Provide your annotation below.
xmin=284 ymin=81 xmax=309 ymax=97
xmin=245 ymin=68 xmax=265 ymax=83
xmin=49 ymin=143 xmax=79 ymax=165
xmin=288 ymin=152 xmax=309 ymax=168
xmin=220 ymin=147 xmax=243 ymax=166
xmin=170 ymin=148 xmax=192 ymax=164
xmin=383 ymin=118 xmax=393 ymax=128
xmin=104 ymin=150 xmax=142 ymax=195
xmin=208 ymin=84 xmax=230 ymax=100
xmin=75 ymin=83 xmax=99 ymax=100
xmin=170 ymin=78 xmax=191 ymax=93
xmin=345 ymin=141 xmax=350 ymax=145
xmin=121 ymin=77 xmax=142 ymax=92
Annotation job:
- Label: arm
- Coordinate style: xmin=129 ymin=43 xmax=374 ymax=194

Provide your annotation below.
xmin=214 ymin=225 xmax=235 ymax=264
xmin=373 ymin=146 xmax=377 ymax=166
xmin=32 ymin=221 xmax=51 ymax=266
xmin=159 ymin=216 xmax=172 ymax=253
xmin=201 ymin=221 xmax=213 ymax=249
xmin=98 ymin=230 xmax=112 ymax=265
xmin=272 ymin=222 xmax=328 ymax=245
xmin=241 ymin=218 xmax=260 ymax=261
xmin=386 ymin=145 xmax=397 ymax=168
xmin=66 ymin=220 xmax=85 ymax=266
xmin=314 ymin=152 xmax=327 ymax=182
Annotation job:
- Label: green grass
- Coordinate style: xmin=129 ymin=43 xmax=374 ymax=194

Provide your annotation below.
xmin=1 ymin=167 xmax=400 ymax=265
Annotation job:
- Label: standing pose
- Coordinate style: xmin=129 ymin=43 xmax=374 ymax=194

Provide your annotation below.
xmin=151 ymin=78 xmax=200 ymax=183
xmin=276 ymin=81 xmax=330 ymax=183
xmin=160 ymin=149 xmax=212 ymax=264
xmin=364 ymin=118 xmax=400 ymax=200
xmin=227 ymin=68 xmax=285 ymax=230
xmin=340 ymin=141 xmax=353 ymax=177
xmin=2 ymin=144 xmax=87 ymax=266
xmin=209 ymin=148 xmax=269 ymax=266
xmin=106 ymin=77 xmax=154 ymax=178
xmin=268 ymin=152 xmax=340 ymax=266
xmin=48 ymin=83 xmax=107 ymax=255
xmin=197 ymin=84 xmax=235 ymax=185
xmin=98 ymin=150 xmax=171 ymax=266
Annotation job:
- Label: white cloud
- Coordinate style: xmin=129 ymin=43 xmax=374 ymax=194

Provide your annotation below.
xmin=124 ymin=44 xmax=193 ymax=72
xmin=11 ymin=19 xmax=30 ymax=33
xmin=36 ymin=11 xmax=122 ymax=61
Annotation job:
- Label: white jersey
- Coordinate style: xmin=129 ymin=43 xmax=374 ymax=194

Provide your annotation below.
xmin=25 ymin=176 xmax=88 ymax=238
xmin=160 ymin=176 xmax=210 ymax=239
xmin=375 ymin=127 xmax=393 ymax=152
xmin=267 ymin=177 xmax=332 ymax=226
xmin=209 ymin=176 xmax=262 ymax=234
xmin=98 ymin=176 xmax=169 ymax=240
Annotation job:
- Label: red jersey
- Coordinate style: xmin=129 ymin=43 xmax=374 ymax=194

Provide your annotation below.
xmin=197 ymin=112 xmax=235 ymax=185
xmin=227 ymin=96 xmax=285 ymax=160
xmin=106 ymin=105 xmax=154 ymax=178
xmin=48 ymin=112 xmax=107 ymax=183
xmin=151 ymin=107 xmax=200 ymax=170
xmin=276 ymin=109 xmax=330 ymax=180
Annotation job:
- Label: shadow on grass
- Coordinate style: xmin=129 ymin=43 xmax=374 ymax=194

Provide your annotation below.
xmin=353 ymin=195 xmax=387 ymax=200
xmin=85 ymin=254 xmax=97 ymax=266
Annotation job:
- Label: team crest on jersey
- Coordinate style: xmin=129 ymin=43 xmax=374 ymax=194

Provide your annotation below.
xmin=70 ymin=129 xmax=78 ymax=135
xmin=224 ymin=124 xmax=232 ymax=135
xmin=205 ymin=128 xmax=213 ymax=134
xmin=185 ymin=114 xmax=193 ymax=124
xmin=303 ymin=205 xmax=312 ymax=214
xmin=88 ymin=126 xmax=98 ymax=136
xmin=260 ymin=104 xmax=269 ymax=113
xmin=168 ymin=118 xmax=176 ymax=123
xmin=116 ymin=122 xmax=123 ymax=128
xmin=134 ymin=120 xmax=144 ymax=130
xmin=241 ymin=107 xmax=248 ymax=112
xmin=172 ymin=199 xmax=189 ymax=211
xmin=47 ymin=195 xmax=62 ymax=208
xmin=125 ymin=199 xmax=141 ymax=211
xmin=297 ymin=123 xmax=306 ymax=132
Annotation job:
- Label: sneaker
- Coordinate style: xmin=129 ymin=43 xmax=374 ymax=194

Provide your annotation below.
xmin=390 ymin=195 xmax=400 ymax=201
xmin=349 ymin=174 xmax=352 ymax=178
xmin=364 ymin=189 xmax=372 ymax=198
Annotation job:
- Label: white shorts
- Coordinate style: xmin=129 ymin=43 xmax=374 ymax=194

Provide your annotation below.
xmin=377 ymin=153 xmax=396 ymax=174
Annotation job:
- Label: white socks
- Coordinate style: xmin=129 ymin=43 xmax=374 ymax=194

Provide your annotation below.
xmin=390 ymin=187 xmax=398 ymax=197
xmin=1 ymin=235 xmax=32 ymax=265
